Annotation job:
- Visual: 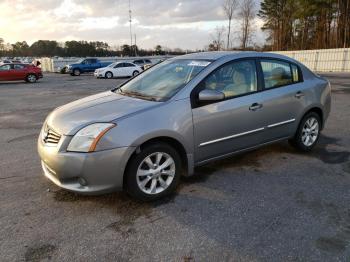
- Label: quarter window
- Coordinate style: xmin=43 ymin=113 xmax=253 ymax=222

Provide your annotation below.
xmin=202 ymin=60 xmax=258 ymax=99
xmin=260 ymin=60 xmax=293 ymax=89
xmin=291 ymin=64 xmax=300 ymax=82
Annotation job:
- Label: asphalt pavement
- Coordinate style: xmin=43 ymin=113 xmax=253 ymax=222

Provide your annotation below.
xmin=0 ymin=72 xmax=349 ymax=261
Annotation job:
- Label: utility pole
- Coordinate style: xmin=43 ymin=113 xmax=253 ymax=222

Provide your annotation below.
xmin=129 ymin=0 xmax=133 ymax=56
xmin=134 ymin=34 xmax=137 ymax=56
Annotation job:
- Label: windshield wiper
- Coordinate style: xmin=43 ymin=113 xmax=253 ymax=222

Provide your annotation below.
xmin=117 ymin=89 xmax=158 ymax=101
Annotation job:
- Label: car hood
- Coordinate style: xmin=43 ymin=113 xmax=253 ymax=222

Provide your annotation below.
xmin=96 ymin=67 xmax=108 ymax=71
xmin=46 ymin=91 xmax=159 ymax=135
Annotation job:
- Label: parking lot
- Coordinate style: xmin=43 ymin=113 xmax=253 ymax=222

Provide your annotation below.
xmin=0 ymin=72 xmax=349 ymax=261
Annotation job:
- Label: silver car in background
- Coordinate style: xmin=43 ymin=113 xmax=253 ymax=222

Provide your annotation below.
xmin=38 ymin=52 xmax=331 ymax=201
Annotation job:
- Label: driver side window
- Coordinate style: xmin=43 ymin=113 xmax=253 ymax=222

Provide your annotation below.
xmin=203 ymin=60 xmax=257 ymax=99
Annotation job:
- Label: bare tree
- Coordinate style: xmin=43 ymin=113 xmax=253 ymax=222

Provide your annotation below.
xmin=238 ymin=0 xmax=256 ymax=49
xmin=223 ymin=0 xmax=238 ymax=50
xmin=209 ymin=26 xmax=226 ymax=51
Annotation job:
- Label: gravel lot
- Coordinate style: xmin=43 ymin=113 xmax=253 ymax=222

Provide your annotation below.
xmin=0 ymin=72 xmax=349 ymax=261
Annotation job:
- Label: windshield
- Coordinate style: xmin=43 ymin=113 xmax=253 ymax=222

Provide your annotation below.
xmin=108 ymin=62 xmax=117 ymax=67
xmin=76 ymin=59 xmax=85 ymax=64
xmin=116 ymin=59 xmax=211 ymax=101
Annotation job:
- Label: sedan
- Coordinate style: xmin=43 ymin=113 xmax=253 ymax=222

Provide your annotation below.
xmin=0 ymin=63 xmax=43 ymax=83
xmin=94 ymin=62 xmax=142 ymax=79
xmin=38 ymin=52 xmax=331 ymax=201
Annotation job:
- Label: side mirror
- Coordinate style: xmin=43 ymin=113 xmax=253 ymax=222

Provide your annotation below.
xmin=198 ymin=89 xmax=225 ymax=102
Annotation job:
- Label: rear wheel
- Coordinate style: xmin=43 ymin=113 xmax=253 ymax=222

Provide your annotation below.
xmin=289 ymin=112 xmax=321 ymax=152
xmin=26 ymin=74 xmax=37 ymax=83
xmin=125 ymin=143 xmax=181 ymax=201
xmin=132 ymin=70 xmax=139 ymax=77
xmin=73 ymin=69 xmax=81 ymax=76
xmin=105 ymin=71 xmax=113 ymax=79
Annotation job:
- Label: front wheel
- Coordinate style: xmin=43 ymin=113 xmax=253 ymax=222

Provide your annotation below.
xmin=132 ymin=70 xmax=139 ymax=77
xmin=26 ymin=74 xmax=37 ymax=83
xmin=125 ymin=143 xmax=182 ymax=201
xmin=105 ymin=71 xmax=113 ymax=79
xmin=289 ymin=112 xmax=321 ymax=152
xmin=73 ymin=69 xmax=81 ymax=76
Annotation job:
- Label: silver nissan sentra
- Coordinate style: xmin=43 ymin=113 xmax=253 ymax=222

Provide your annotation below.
xmin=38 ymin=52 xmax=331 ymax=201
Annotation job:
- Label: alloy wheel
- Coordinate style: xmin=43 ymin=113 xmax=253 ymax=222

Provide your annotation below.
xmin=27 ymin=74 xmax=36 ymax=83
xmin=136 ymin=152 xmax=175 ymax=195
xmin=301 ymin=117 xmax=319 ymax=147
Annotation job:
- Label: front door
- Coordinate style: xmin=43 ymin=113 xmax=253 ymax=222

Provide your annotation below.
xmin=12 ymin=64 xmax=27 ymax=80
xmin=192 ymin=59 xmax=267 ymax=162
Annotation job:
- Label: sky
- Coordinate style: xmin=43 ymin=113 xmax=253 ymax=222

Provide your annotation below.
xmin=0 ymin=0 xmax=265 ymax=50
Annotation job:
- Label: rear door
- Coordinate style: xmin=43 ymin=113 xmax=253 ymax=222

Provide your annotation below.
xmin=0 ymin=64 xmax=14 ymax=80
xmin=257 ymin=59 xmax=306 ymax=142
xmin=123 ymin=63 xmax=137 ymax=76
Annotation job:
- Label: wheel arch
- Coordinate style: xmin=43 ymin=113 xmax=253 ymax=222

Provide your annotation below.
xmin=122 ymin=136 xmax=192 ymax=189
xmin=300 ymin=106 xmax=324 ymax=129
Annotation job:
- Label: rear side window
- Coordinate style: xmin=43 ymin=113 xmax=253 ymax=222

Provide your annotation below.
xmin=0 ymin=64 xmax=12 ymax=71
xmin=260 ymin=60 xmax=293 ymax=89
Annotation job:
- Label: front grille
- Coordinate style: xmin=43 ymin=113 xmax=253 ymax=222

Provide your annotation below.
xmin=43 ymin=126 xmax=61 ymax=145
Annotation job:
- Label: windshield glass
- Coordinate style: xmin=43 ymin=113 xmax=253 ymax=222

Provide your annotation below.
xmin=76 ymin=59 xmax=85 ymax=64
xmin=108 ymin=62 xmax=117 ymax=67
xmin=117 ymin=59 xmax=211 ymax=101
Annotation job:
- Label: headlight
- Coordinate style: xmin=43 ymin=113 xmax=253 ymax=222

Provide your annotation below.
xmin=67 ymin=123 xmax=116 ymax=152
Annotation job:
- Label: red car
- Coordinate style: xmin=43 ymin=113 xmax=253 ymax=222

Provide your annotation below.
xmin=0 ymin=63 xmax=43 ymax=83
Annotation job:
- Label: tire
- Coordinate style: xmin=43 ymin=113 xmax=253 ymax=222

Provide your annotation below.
xmin=289 ymin=112 xmax=321 ymax=152
xmin=73 ymin=69 xmax=81 ymax=76
xmin=26 ymin=74 xmax=37 ymax=83
xmin=105 ymin=71 xmax=113 ymax=79
xmin=125 ymin=142 xmax=182 ymax=201
xmin=132 ymin=71 xmax=139 ymax=77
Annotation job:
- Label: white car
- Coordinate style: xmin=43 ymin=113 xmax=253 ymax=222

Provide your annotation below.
xmin=94 ymin=62 xmax=142 ymax=79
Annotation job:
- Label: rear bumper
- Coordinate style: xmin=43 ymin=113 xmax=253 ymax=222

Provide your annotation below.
xmin=37 ymin=134 xmax=135 ymax=195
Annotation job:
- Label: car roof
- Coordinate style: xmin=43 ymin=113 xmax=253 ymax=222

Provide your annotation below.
xmin=176 ymin=51 xmax=246 ymax=60
xmin=173 ymin=51 xmax=303 ymax=66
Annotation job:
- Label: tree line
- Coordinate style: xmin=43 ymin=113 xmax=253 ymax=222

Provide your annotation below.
xmin=210 ymin=0 xmax=350 ymax=51
xmin=0 ymin=39 xmax=186 ymax=57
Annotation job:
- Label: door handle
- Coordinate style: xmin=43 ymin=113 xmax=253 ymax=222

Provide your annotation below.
xmin=249 ymin=103 xmax=263 ymax=111
xmin=295 ymin=91 xmax=305 ymax=98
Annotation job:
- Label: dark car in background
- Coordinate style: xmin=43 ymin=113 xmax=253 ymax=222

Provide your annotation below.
xmin=65 ymin=58 xmax=112 ymax=76
xmin=132 ymin=59 xmax=153 ymax=70
xmin=0 ymin=63 xmax=43 ymax=83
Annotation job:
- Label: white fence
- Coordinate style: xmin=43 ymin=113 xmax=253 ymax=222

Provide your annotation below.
xmin=39 ymin=48 xmax=350 ymax=73
xmin=272 ymin=48 xmax=350 ymax=72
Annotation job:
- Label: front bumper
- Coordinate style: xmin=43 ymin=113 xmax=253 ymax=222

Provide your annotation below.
xmin=38 ymin=134 xmax=135 ymax=195
xmin=94 ymin=71 xmax=103 ymax=78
